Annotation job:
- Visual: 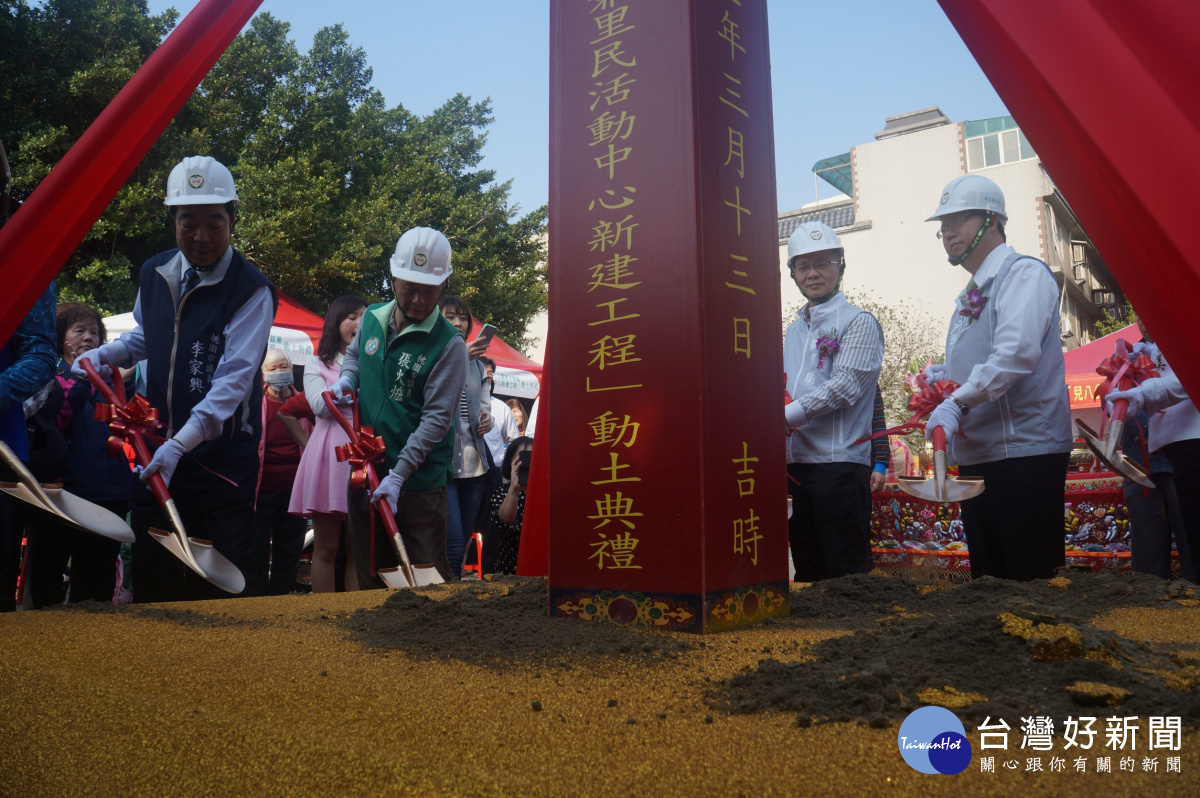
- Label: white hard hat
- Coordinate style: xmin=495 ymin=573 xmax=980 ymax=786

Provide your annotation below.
xmin=164 ymin=156 xmax=238 ymax=206
xmin=786 ymin=221 xmax=841 ymax=265
xmin=390 ymin=227 xmax=452 ymax=285
xmin=925 ymin=174 xmax=1006 ymax=222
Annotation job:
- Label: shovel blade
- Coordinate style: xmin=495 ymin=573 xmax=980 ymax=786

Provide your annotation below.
xmin=896 ymin=475 xmax=985 ymax=503
xmin=378 ymin=566 xmax=413 ymax=589
xmin=411 ymin=565 xmax=445 ymax=586
xmin=146 ymin=528 xmax=246 ymax=594
xmin=1075 ymin=418 xmax=1154 ymax=488
xmin=39 ymin=486 xmax=135 ymax=542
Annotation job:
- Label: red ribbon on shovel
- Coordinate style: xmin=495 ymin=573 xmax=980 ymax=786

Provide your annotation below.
xmin=855 ymin=375 xmax=961 ymax=444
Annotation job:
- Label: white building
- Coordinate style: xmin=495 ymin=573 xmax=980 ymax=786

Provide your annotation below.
xmin=777 ymin=107 xmax=1123 ymax=348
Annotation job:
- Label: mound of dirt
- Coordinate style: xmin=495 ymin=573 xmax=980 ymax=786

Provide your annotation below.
xmin=714 ymin=572 xmax=1200 ymax=729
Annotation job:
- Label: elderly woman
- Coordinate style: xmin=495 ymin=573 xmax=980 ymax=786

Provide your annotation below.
xmin=27 ymin=302 xmax=131 ymax=607
xmin=253 ymin=349 xmax=309 ymax=594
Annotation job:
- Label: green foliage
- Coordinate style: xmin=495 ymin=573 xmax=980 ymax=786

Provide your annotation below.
xmin=1094 ymin=301 xmax=1136 ymax=338
xmin=0 ymin=2 xmax=547 ymax=345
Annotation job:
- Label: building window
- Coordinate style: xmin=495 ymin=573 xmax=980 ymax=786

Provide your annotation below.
xmin=966 ymin=128 xmax=1037 ymax=171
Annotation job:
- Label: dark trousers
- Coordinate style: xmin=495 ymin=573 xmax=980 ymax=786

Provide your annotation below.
xmin=346 ymin=484 xmax=451 ymax=588
xmin=0 ymin=494 xmax=21 ymax=612
xmin=27 ymin=498 xmax=125 ymax=608
xmin=958 ymin=452 xmax=1070 ymax=581
xmin=253 ymin=488 xmax=307 ymax=595
xmin=1162 ymin=439 xmax=1200 ymax=584
xmin=1125 ymin=472 xmax=1191 ymax=581
xmin=478 ymin=467 xmax=503 ymax=575
xmin=787 ymin=461 xmax=873 ymax=581
xmin=130 ymin=455 xmax=260 ymax=603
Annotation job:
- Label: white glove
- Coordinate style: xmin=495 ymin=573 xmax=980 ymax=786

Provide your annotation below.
xmin=925 ymin=398 xmax=962 ymax=441
xmin=1129 ymin=341 xmax=1151 ymax=358
xmin=330 ymin=375 xmax=356 ymax=405
xmin=924 ymin=363 xmax=948 ymax=383
xmin=139 ymin=438 xmax=186 ymax=489
xmin=784 ymin=400 xmax=807 ymax=429
xmin=71 ymin=345 xmax=114 ymax=380
xmin=370 ymin=470 xmax=405 ymax=515
xmin=1107 ymin=386 xmax=1145 ymax=419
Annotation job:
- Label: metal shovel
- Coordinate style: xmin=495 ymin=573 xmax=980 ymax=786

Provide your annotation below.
xmin=897 ymin=425 xmax=985 ymax=503
xmin=80 ymin=360 xmax=245 ymax=594
xmin=0 ymin=440 xmax=135 ymax=542
xmin=1075 ymin=413 xmax=1155 ymax=489
xmin=321 ymin=391 xmax=443 ymax=589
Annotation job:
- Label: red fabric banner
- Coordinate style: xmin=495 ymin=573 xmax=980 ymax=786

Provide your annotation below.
xmin=937 ymin=0 xmax=1200 ymax=397
xmin=0 ymin=0 xmax=263 ymax=346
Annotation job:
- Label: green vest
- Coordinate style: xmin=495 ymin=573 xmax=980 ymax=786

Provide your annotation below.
xmin=358 ymin=302 xmax=459 ymax=491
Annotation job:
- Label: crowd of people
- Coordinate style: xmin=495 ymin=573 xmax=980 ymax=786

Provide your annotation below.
xmin=0 ymin=155 xmax=533 ymax=607
xmin=2 ymin=149 xmax=1198 ymax=609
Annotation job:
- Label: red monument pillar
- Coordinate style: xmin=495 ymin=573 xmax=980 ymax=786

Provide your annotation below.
xmin=547 ymin=0 xmax=787 ymax=632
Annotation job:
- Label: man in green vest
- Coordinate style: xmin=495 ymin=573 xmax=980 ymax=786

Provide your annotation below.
xmin=332 ymin=227 xmax=467 ymax=585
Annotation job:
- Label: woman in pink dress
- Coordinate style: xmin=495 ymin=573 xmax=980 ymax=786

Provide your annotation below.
xmin=288 ymin=295 xmax=366 ymax=593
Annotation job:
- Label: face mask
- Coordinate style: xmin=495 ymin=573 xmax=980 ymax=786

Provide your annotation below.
xmin=263 ymin=370 xmax=293 ymax=389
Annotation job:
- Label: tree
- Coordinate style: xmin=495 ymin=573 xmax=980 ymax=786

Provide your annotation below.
xmin=1095 ymin=301 xmax=1136 ymax=337
xmin=0 ymin=4 xmax=548 ymax=347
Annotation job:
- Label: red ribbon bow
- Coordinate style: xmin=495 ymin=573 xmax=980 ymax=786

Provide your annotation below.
xmin=334 ymin=426 xmax=388 ymax=490
xmin=855 ymin=374 xmax=961 ymax=444
xmin=1096 ymin=338 xmax=1160 ymax=439
xmin=93 ymin=393 xmax=160 ymax=459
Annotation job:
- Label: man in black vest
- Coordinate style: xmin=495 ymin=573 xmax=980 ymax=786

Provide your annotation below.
xmin=75 ymin=156 xmax=275 ymax=601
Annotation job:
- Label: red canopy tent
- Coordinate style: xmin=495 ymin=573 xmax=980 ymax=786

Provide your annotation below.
xmin=1063 ymin=324 xmax=1138 ymax=417
xmin=274 ymin=292 xmax=324 ymax=352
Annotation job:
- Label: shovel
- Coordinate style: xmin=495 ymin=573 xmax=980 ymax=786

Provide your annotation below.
xmin=897 ymin=425 xmax=985 ymax=503
xmin=1075 ymin=415 xmax=1155 ymax=489
xmin=0 ymin=439 xmax=135 ymax=542
xmin=80 ymin=359 xmax=245 ymax=594
xmin=321 ymin=391 xmax=443 ymax=589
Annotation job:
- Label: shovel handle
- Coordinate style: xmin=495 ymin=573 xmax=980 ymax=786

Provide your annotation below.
xmin=931 ymin=424 xmax=947 ymax=452
xmin=1109 ymin=398 xmax=1128 ymax=423
xmin=320 ymin=391 xmax=408 ymax=544
xmin=81 ymin=359 xmax=170 ymax=505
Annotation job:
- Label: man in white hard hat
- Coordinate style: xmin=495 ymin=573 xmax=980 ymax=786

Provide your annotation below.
xmin=74 ymin=155 xmax=275 ymax=601
xmin=923 ymin=174 xmax=1072 ymax=581
xmin=783 ymin=221 xmax=884 ymax=581
xmin=333 ymin=227 xmax=467 ymax=585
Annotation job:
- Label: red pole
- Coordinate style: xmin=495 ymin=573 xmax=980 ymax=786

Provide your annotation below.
xmin=0 ymin=0 xmax=264 ymax=346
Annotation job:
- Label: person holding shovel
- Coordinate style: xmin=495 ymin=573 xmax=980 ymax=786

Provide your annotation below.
xmin=73 ymin=156 xmax=275 ymax=601
xmin=782 ymin=221 xmax=884 ymax=581
xmin=330 ymin=227 xmax=467 ymax=586
xmin=922 ymin=175 xmax=1072 ymax=581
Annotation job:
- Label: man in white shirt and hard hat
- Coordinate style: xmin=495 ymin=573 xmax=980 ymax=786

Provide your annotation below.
xmin=923 ymin=174 xmax=1072 ymax=581
xmin=783 ymin=221 xmax=884 ymax=581
xmin=75 ymin=156 xmax=275 ymax=601
xmin=333 ymin=227 xmax=468 ymax=586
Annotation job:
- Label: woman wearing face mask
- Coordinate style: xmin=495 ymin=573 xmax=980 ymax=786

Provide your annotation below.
xmin=437 ymin=295 xmax=493 ymax=578
xmin=288 ymin=295 xmax=366 ymax=593
xmin=251 ymin=349 xmax=309 ymax=595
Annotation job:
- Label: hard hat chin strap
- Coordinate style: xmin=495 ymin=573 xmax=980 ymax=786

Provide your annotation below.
xmin=947 ymin=215 xmax=992 ymax=266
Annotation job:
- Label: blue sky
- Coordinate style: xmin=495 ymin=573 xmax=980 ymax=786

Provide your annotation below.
xmin=147 ymin=0 xmax=1008 ymax=217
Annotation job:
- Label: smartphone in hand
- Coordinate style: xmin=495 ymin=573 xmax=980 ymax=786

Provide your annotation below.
xmin=474 ymin=323 xmax=498 ymax=348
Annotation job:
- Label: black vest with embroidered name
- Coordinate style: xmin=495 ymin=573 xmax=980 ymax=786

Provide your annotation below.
xmin=138 ymin=248 xmax=273 ymax=468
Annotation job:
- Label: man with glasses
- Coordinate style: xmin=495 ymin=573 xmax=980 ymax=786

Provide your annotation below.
xmin=783 ymin=221 xmax=884 ymax=581
xmin=923 ymin=174 xmax=1071 ymax=581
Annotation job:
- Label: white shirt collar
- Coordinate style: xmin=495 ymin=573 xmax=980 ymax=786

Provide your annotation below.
xmin=965 ymin=243 xmax=1015 ymax=290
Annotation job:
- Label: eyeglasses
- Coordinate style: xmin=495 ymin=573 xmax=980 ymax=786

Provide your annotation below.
xmin=935 ymin=212 xmax=982 ymax=239
xmin=790 ymin=258 xmax=841 ymax=275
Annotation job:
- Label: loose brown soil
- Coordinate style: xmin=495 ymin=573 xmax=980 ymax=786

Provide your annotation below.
xmin=2 ymin=572 xmax=1198 ymax=796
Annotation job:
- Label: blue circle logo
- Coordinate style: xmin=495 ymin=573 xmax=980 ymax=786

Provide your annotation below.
xmin=897 ymin=706 xmax=972 ymax=775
